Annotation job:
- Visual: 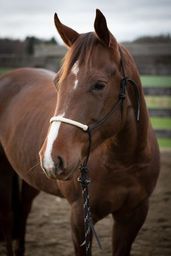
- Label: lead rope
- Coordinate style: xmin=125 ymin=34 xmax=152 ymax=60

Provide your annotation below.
xmin=77 ymin=129 xmax=102 ymax=256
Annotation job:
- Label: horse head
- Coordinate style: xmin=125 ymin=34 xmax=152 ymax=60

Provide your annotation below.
xmin=39 ymin=9 xmax=136 ymax=180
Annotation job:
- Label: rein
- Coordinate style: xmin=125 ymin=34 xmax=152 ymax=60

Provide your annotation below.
xmin=50 ymin=49 xmax=140 ymax=256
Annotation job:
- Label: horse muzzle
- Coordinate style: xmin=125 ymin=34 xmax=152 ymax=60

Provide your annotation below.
xmin=39 ymin=153 xmax=80 ymax=181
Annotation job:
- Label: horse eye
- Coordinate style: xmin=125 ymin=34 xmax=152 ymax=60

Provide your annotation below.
xmin=91 ymin=83 xmax=105 ymax=91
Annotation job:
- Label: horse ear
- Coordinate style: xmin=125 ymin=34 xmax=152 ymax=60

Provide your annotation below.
xmin=94 ymin=9 xmax=110 ymax=46
xmin=94 ymin=9 xmax=117 ymax=49
xmin=54 ymin=13 xmax=80 ymax=47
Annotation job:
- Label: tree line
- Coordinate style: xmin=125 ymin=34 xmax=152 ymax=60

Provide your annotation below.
xmin=0 ymin=35 xmax=170 ymax=56
xmin=0 ymin=36 xmax=58 ymax=56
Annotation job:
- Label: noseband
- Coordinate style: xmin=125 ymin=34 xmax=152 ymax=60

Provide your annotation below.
xmin=50 ymin=48 xmax=140 ymax=256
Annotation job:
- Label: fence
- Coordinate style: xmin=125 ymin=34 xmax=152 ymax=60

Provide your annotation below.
xmin=144 ymin=87 xmax=171 ymax=138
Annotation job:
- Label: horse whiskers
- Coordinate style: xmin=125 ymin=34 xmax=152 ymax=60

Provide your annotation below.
xmin=26 ymin=162 xmax=40 ymax=174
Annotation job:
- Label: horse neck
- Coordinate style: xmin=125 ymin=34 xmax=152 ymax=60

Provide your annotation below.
xmin=104 ymin=54 xmax=150 ymax=165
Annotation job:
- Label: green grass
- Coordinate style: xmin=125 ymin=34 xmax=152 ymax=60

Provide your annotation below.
xmin=157 ymin=138 xmax=171 ymax=148
xmin=151 ymin=117 xmax=171 ymax=148
xmin=151 ymin=117 xmax=171 ymax=130
xmin=141 ymin=75 xmax=171 ymax=87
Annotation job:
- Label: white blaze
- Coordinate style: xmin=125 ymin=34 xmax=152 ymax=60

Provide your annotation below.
xmin=43 ymin=113 xmax=65 ymax=169
xmin=71 ymin=61 xmax=79 ymax=75
xmin=74 ymin=79 xmax=78 ymax=89
xmin=71 ymin=61 xmax=79 ymax=90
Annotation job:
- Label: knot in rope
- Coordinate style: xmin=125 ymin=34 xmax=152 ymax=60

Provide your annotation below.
xmin=77 ymin=164 xmax=91 ymax=186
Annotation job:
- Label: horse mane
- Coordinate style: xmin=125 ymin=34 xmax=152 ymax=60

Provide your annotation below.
xmin=58 ymin=32 xmax=99 ymax=83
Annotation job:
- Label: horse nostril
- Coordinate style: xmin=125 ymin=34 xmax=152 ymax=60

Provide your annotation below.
xmin=55 ymin=156 xmax=64 ymax=174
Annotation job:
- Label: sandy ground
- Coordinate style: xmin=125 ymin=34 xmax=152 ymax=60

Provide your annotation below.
xmin=0 ymin=150 xmax=171 ymax=256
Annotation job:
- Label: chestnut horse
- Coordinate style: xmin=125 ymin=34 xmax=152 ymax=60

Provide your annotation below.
xmin=0 ymin=9 xmax=159 ymax=256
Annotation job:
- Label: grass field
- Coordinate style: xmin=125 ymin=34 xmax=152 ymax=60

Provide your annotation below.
xmin=0 ymin=68 xmax=171 ymax=148
xmin=157 ymin=138 xmax=171 ymax=148
xmin=141 ymin=75 xmax=171 ymax=87
xmin=151 ymin=117 xmax=171 ymax=129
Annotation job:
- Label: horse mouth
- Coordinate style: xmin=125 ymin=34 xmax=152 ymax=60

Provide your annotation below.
xmin=63 ymin=161 xmax=81 ymax=181
xmin=40 ymin=160 xmax=80 ymax=181
xmin=63 ymin=169 xmax=76 ymax=181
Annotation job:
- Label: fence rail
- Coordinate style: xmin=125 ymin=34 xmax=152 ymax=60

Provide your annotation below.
xmin=155 ymin=129 xmax=171 ymax=138
xmin=144 ymin=86 xmax=171 ymax=139
xmin=148 ymin=108 xmax=171 ymax=117
xmin=143 ymin=87 xmax=171 ymax=96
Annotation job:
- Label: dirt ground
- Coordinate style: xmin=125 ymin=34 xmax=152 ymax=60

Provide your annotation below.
xmin=0 ymin=150 xmax=171 ymax=256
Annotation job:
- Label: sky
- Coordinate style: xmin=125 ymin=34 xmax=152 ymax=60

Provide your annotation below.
xmin=0 ymin=0 xmax=171 ymax=44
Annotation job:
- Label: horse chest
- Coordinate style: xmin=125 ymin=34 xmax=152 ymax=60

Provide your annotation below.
xmin=88 ymin=159 xmax=148 ymax=215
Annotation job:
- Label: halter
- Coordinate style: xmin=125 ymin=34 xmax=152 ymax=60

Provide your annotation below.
xmin=50 ymin=116 xmax=89 ymax=131
xmin=50 ymin=48 xmax=140 ymax=256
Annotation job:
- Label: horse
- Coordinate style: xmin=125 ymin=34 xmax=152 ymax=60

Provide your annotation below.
xmin=0 ymin=9 xmax=160 ymax=256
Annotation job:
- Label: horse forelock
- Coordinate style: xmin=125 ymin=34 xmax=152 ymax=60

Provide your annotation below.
xmin=58 ymin=32 xmax=112 ymax=84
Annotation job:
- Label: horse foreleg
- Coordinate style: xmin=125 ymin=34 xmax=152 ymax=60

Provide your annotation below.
xmin=70 ymin=203 xmax=93 ymax=256
xmin=14 ymin=181 xmax=39 ymax=256
xmin=0 ymin=211 xmax=14 ymax=256
xmin=112 ymin=199 xmax=149 ymax=256
xmin=0 ymin=160 xmax=14 ymax=256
